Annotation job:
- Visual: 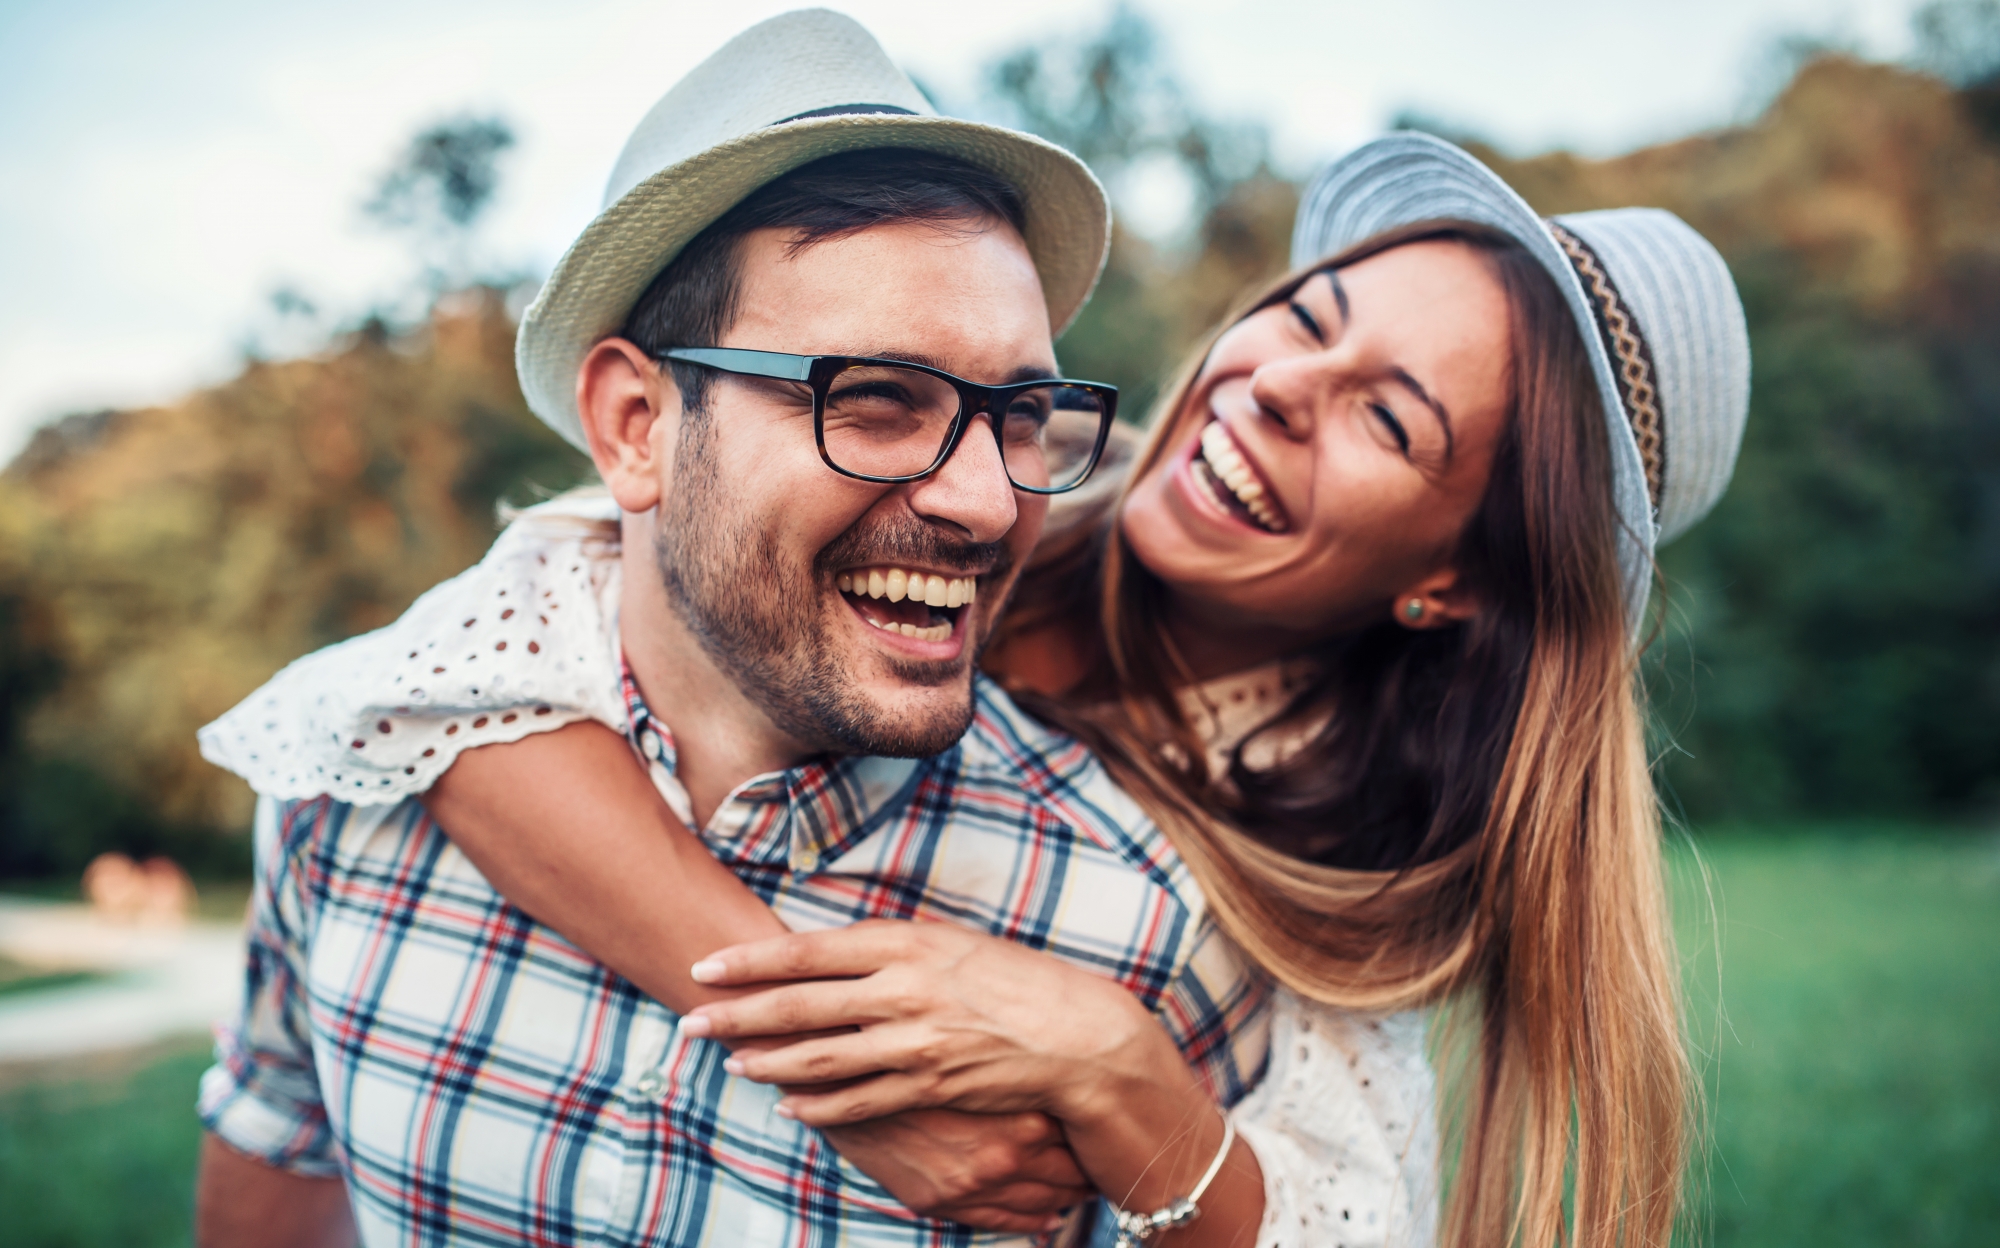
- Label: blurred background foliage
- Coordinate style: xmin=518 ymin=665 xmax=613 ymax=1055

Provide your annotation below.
xmin=2 ymin=2 xmax=1999 ymax=879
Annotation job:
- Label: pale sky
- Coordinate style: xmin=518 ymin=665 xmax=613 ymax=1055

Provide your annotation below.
xmin=0 ymin=0 xmax=1931 ymax=461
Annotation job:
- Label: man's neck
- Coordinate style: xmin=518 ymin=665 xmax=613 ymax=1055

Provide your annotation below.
xmin=618 ymin=540 xmax=814 ymax=828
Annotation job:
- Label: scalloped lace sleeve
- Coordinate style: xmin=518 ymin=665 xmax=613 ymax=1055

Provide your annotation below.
xmin=1230 ymin=991 xmax=1439 ymax=1248
xmin=197 ymin=496 xmax=628 ymax=806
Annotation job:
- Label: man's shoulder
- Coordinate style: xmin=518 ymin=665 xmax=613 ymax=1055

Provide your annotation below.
xmin=953 ymin=677 xmax=1170 ymax=866
xmin=261 ymin=792 xmax=425 ymax=843
xmin=254 ymin=793 xmax=450 ymax=896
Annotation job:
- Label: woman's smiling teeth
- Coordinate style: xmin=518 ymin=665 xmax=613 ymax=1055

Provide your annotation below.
xmin=1196 ymin=421 xmax=1286 ymax=532
xmin=836 ymin=568 xmax=978 ymax=643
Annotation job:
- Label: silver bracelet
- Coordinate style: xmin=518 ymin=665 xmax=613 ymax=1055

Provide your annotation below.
xmin=1111 ymin=1116 xmax=1236 ymax=1246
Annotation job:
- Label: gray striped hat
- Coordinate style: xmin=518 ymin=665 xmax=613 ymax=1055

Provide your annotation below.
xmin=1290 ymin=132 xmax=1751 ymax=632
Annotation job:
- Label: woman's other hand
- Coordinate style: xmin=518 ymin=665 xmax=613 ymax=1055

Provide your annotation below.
xmin=681 ymin=919 xmax=1185 ymax=1126
xmin=819 ymin=1110 xmax=1088 ymax=1235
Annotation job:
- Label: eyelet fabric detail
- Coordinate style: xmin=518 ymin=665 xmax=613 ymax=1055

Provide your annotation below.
xmin=198 ymin=496 xmax=628 ymax=805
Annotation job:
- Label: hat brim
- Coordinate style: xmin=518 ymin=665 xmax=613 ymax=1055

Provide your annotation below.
xmin=1289 ymin=132 xmax=1656 ymax=633
xmin=517 ymin=113 xmax=1110 ymax=452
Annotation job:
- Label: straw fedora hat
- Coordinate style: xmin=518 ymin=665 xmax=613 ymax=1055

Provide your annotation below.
xmin=516 ymin=8 xmax=1111 ymax=451
xmin=1291 ymin=132 xmax=1752 ymax=632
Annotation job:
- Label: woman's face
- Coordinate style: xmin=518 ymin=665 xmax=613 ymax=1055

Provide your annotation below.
xmin=1120 ymin=238 xmax=1516 ymax=642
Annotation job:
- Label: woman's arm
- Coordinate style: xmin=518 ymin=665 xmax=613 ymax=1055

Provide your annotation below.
xmin=422 ymin=725 xmax=1091 ymax=1234
xmin=422 ymin=721 xmax=785 ymax=1011
xmin=682 ymin=922 xmax=1268 ymax=1246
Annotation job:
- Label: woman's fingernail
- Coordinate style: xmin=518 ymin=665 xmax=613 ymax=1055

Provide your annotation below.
xmin=1042 ymin=1215 xmax=1066 ymax=1232
xmin=681 ymin=1014 xmax=711 ymax=1037
xmin=774 ymin=1100 xmax=797 ymax=1119
xmin=722 ymin=1056 xmax=744 ymax=1075
xmin=689 ymin=959 xmax=726 ymax=983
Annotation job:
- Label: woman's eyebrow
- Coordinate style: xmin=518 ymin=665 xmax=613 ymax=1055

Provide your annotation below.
xmin=1321 ymin=269 xmax=1351 ymax=326
xmin=1389 ymin=366 xmax=1455 ymax=459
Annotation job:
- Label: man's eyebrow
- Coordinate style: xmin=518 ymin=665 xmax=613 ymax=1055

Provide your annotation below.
xmin=859 ymin=350 xmax=1057 ymax=385
xmin=1389 ymin=365 xmax=1455 ymax=459
xmin=860 ymin=348 xmax=954 ymax=372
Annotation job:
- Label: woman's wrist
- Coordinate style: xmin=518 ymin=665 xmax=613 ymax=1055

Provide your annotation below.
xmin=1047 ymin=995 xmax=1193 ymax=1124
xmin=1048 ymin=1019 xmax=1227 ymax=1209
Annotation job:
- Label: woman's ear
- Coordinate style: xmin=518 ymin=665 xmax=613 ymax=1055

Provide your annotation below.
xmin=1390 ymin=567 xmax=1481 ymax=630
xmin=576 ymin=338 xmax=680 ymax=513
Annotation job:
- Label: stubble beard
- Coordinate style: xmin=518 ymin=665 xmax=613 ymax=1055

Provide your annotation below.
xmin=654 ymin=417 xmax=1005 ymax=760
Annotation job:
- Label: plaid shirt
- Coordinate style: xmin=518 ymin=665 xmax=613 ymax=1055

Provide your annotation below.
xmin=200 ymin=667 xmax=1271 ymax=1247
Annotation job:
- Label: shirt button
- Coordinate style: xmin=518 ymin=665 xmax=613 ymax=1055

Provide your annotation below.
xmin=634 ymin=1068 xmax=668 ymax=1100
xmin=641 ymin=730 xmax=663 ymax=761
xmin=793 ymin=848 xmax=819 ymax=873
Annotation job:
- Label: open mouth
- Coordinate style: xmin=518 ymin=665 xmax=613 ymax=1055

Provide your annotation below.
xmin=1193 ymin=421 xmax=1289 ymax=532
xmin=837 ymin=567 xmax=978 ymax=643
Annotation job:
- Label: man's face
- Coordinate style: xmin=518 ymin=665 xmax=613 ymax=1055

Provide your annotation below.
xmin=654 ymin=218 xmax=1054 ymax=758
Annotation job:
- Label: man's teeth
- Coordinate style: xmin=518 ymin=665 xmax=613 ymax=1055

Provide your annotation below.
xmin=1199 ymin=422 xmax=1283 ymax=531
xmin=857 ymin=616 xmax=953 ymax=642
xmin=836 ymin=568 xmax=978 ymax=608
xmin=834 ymin=568 xmax=977 ymax=643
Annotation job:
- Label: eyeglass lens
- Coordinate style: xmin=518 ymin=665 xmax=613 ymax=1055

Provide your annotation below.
xmin=821 ymin=364 xmax=1105 ymax=491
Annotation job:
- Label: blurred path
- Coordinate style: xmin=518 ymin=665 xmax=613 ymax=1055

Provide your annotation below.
xmin=0 ymin=897 xmax=243 ymax=1063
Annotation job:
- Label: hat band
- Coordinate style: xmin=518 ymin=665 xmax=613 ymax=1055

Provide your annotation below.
xmin=773 ymin=104 xmax=919 ymax=125
xmin=1548 ymin=221 xmax=1666 ymax=516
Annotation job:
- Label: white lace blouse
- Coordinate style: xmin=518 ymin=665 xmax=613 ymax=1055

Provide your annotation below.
xmin=199 ymin=496 xmax=1440 ymax=1248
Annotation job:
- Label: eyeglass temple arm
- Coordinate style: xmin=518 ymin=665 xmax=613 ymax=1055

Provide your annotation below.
xmin=660 ymin=347 xmax=815 ymax=382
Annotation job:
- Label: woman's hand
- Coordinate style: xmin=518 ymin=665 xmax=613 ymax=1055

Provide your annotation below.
xmin=681 ymin=919 xmax=1180 ymax=1127
xmin=690 ymin=919 xmax=1268 ymax=1245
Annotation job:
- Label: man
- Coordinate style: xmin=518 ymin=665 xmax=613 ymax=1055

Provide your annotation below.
xmin=193 ymin=10 xmax=1267 ymax=1245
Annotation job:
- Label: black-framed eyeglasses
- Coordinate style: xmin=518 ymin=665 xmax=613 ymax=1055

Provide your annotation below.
xmin=658 ymin=347 xmax=1118 ymax=495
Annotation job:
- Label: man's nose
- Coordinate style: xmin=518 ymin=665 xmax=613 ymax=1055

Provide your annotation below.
xmin=902 ymin=413 xmax=1018 ymax=544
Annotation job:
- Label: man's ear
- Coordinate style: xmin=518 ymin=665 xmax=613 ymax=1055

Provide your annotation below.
xmin=1390 ymin=566 xmax=1482 ymax=630
xmin=576 ymin=338 xmax=679 ymax=513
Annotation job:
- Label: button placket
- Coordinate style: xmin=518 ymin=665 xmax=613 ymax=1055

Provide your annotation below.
xmin=632 ymin=1067 xmax=668 ymax=1100
xmin=622 ymin=1009 xmax=675 ymax=1105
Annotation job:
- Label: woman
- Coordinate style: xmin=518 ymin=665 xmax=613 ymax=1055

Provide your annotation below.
xmin=204 ymin=133 xmax=1749 ymax=1247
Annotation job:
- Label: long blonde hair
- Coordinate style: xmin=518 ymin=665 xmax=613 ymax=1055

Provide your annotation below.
xmin=1001 ymin=223 xmax=1687 ymax=1247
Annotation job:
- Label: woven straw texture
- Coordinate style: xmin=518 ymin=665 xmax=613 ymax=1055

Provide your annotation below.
xmin=516 ymin=9 xmax=1110 ymax=451
xmin=1290 ymin=132 xmax=1750 ymax=630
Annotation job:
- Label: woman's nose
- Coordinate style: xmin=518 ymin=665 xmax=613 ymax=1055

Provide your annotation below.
xmin=1246 ymin=351 xmax=1330 ymax=444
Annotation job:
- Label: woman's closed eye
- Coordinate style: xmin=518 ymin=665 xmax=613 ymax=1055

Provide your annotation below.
xmin=1288 ymin=298 xmax=1325 ymax=343
xmin=1371 ymin=401 xmax=1411 ymax=456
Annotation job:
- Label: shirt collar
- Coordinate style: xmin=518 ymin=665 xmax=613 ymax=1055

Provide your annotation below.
xmin=618 ymin=660 xmax=926 ymax=876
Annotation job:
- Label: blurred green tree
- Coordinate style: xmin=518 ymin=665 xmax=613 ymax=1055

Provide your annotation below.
xmin=1476 ymin=52 xmax=2000 ymax=819
xmin=1916 ymin=0 xmax=2000 ymax=139
xmin=1914 ymin=0 xmax=2000 ymax=86
xmin=1650 ymin=272 xmax=2000 ymax=816
xmin=0 ymin=110 xmax=586 ymax=878
xmin=365 ymin=115 xmax=520 ymax=306
xmin=981 ymin=6 xmax=1296 ymax=422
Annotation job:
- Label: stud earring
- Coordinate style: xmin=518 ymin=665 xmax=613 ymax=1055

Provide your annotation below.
xmin=1403 ymin=599 xmax=1425 ymax=622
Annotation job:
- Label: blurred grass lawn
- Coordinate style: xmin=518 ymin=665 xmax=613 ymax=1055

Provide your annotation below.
xmin=1675 ymin=830 xmax=2000 ymax=1247
xmin=0 ymin=834 xmax=1994 ymax=1247
xmin=0 ymin=1041 xmax=213 ymax=1246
